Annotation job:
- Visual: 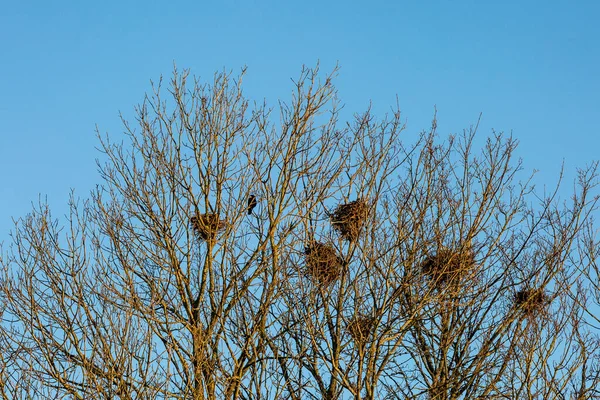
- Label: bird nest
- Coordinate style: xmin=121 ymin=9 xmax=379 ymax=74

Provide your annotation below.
xmin=347 ymin=315 xmax=375 ymax=343
xmin=303 ymin=242 xmax=344 ymax=285
xmin=514 ymin=288 xmax=549 ymax=315
xmin=190 ymin=213 xmax=226 ymax=241
xmin=421 ymin=246 xmax=476 ymax=286
xmin=330 ymin=199 xmax=369 ymax=241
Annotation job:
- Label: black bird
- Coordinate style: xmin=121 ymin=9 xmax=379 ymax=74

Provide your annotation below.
xmin=247 ymin=195 xmax=257 ymax=215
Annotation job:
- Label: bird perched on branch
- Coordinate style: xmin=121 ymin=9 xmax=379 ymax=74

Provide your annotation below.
xmin=247 ymin=195 xmax=257 ymax=215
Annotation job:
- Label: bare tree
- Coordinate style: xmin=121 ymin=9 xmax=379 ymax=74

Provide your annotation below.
xmin=1 ymin=65 xmax=599 ymax=399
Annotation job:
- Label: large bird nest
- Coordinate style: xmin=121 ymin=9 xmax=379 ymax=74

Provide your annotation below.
xmin=303 ymin=242 xmax=344 ymax=285
xmin=190 ymin=213 xmax=226 ymax=241
xmin=514 ymin=288 xmax=549 ymax=315
xmin=347 ymin=315 xmax=375 ymax=343
xmin=421 ymin=246 xmax=476 ymax=286
xmin=330 ymin=199 xmax=369 ymax=241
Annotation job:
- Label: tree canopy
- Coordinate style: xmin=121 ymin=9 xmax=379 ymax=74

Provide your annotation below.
xmin=1 ymin=65 xmax=600 ymax=399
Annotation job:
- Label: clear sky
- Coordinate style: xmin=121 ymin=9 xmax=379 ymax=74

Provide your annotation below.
xmin=1 ymin=0 xmax=599 ymax=242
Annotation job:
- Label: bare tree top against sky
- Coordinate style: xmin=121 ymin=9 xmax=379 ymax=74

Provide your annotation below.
xmin=1 ymin=65 xmax=600 ymax=399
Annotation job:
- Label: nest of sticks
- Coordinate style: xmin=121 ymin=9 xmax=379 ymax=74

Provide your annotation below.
xmin=190 ymin=213 xmax=226 ymax=241
xmin=347 ymin=315 xmax=375 ymax=343
xmin=330 ymin=199 xmax=369 ymax=241
xmin=303 ymin=242 xmax=345 ymax=285
xmin=514 ymin=288 xmax=549 ymax=315
xmin=421 ymin=246 xmax=476 ymax=286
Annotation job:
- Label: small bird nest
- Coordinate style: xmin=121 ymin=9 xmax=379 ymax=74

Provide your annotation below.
xmin=303 ymin=242 xmax=344 ymax=285
xmin=421 ymin=246 xmax=476 ymax=286
xmin=330 ymin=199 xmax=369 ymax=241
xmin=514 ymin=288 xmax=549 ymax=315
xmin=190 ymin=213 xmax=226 ymax=241
xmin=347 ymin=315 xmax=374 ymax=343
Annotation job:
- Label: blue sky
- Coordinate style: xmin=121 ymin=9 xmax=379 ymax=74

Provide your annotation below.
xmin=1 ymin=0 xmax=599 ymax=242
